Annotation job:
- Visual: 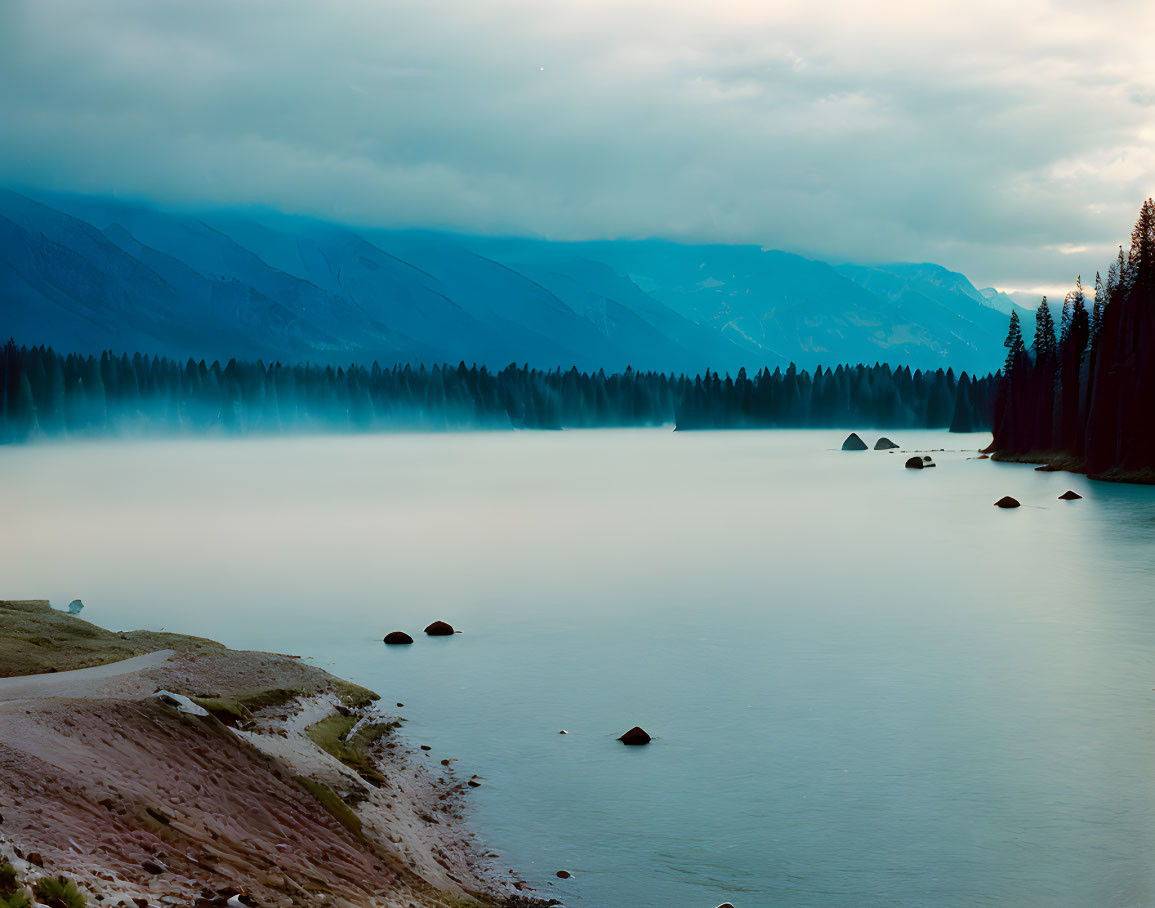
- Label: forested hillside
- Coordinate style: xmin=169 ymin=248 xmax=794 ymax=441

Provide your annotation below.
xmin=0 ymin=341 xmax=994 ymax=441
xmin=991 ymin=200 xmax=1155 ymax=480
xmin=2 ymin=189 xmax=1019 ymax=376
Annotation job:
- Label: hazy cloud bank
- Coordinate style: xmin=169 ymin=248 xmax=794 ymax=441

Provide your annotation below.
xmin=2 ymin=0 xmax=1153 ymax=290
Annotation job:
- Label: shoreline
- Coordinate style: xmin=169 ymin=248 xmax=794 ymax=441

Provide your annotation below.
xmin=0 ymin=600 xmax=556 ymax=908
xmin=987 ymin=450 xmax=1155 ymax=485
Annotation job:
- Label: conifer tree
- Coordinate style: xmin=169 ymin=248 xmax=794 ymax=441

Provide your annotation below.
xmin=1003 ymin=310 xmax=1024 ymax=376
xmin=1092 ymin=272 xmax=1105 ymax=341
xmin=1034 ymin=298 xmax=1056 ymax=363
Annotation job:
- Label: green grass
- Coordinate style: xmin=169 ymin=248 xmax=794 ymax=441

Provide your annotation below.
xmin=33 ymin=875 xmax=85 ymax=907
xmin=297 ymin=776 xmax=363 ymax=837
xmin=333 ymin=680 xmax=380 ymax=708
xmin=306 ymin=713 xmax=394 ymax=786
xmin=0 ymin=599 xmax=223 ymax=678
xmin=0 ymin=858 xmax=30 ymax=908
xmin=189 ymin=696 xmax=254 ymax=726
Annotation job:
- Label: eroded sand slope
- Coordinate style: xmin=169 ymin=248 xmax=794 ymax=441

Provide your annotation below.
xmin=0 ymin=601 xmax=550 ymax=908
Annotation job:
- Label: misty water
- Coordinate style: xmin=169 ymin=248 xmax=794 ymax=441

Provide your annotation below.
xmin=4 ymin=429 xmax=1155 ymax=907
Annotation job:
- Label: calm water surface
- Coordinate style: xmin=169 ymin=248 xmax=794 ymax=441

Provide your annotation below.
xmin=4 ymin=429 xmax=1155 ymax=907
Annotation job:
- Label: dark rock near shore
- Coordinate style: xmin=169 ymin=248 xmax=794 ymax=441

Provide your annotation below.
xmin=841 ymin=433 xmax=868 ymax=451
xmin=556 ymin=870 xmax=571 ymax=879
xmin=383 ymin=631 xmax=413 ymax=645
xmin=618 ymin=726 xmax=652 ymax=745
xmin=874 ymin=437 xmax=899 ymax=450
xmin=905 ymin=456 xmax=924 ymax=469
xmin=424 ymin=621 xmax=455 ymax=636
xmin=1059 ymin=490 xmax=1083 ymax=500
xmin=994 ymin=496 xmax=1021 ymax=508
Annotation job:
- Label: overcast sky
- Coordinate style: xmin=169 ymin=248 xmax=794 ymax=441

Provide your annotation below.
xmin=2 ymin=0 xmax=1153 ymax=295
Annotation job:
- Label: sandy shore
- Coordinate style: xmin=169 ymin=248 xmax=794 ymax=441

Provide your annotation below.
xmin=0 ymin=600 xmax=556 ymax=908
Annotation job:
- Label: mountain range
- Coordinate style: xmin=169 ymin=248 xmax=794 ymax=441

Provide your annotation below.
xmin=0 ymin=189 xmax=1021 ymax=375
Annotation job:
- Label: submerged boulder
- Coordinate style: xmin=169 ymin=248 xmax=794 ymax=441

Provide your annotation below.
xmin=874 ymin=437 xmax=899 ymax=450
xmin=618 ymin=726 xmax=652 ymax=746
xmin=841 ymin=433 xmax=868 ymax=451
xmin=1058 ymin=490 xmax=1083 ymax=500
xmin=424 ymin=620 xmax=455 ymax=636
xmin=905 ymin=456 xmax=924 ymax=469
xmin=384 ymin=631 xmax=414 ymax=645
xmin=994 ymin=496 xmax=1021 ymax=509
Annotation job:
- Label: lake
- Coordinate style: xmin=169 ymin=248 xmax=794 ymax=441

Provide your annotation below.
xmin=4 ymin=429 xmax=1155 ymax=906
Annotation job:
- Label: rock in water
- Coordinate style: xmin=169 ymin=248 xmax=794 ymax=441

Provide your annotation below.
xmin=424 ymin=620 xmax=455 ymax=636
xmin=874 ymin=437 xmax=899 ymax=450
xmin=841 ymin=433 xmax=868 ymax=451
xmin=994 ymin=496 xmax=1021 ymax=508
xmin=384 ymin=631 xmax=414 ymax=645
xmin=618 ymin=726 xmax=652 ymax=745
xmin=1058 ymin=490 xmax=1083 ymax=500
xmin=556 ymin=870 xmax=571 ymax=879
xmin=67 ymin=599 xmax=84 ymax=615
xmin=905 ymin=456 xmax=925 ymax=469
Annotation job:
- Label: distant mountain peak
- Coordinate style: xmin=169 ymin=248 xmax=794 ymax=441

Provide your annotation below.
xmin=1 ymin=188 xmax=1009 ymax=375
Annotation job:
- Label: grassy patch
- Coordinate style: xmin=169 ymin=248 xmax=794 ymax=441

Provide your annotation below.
xmin=233 ymin=686 xmax=301 ymax=712
xmin=297 ymin=776 xmax=363 ymax=837
xmin=0 ymin=601 xmax=137 ymax=677
xmin=0 ymin=599 xmax=223 ymax=678
xmin=306 ymin=714 xmax=393 ymax=785
xmin=33 ymin=875 xmax=85 ymax=907
xmin=307 ymin=713 xmax=359 ymax=758
xmin=189 ymin=697 xmax=254 ymax=726
xmin=0 ymin=858 xmax=31 ymax=908
xmin=192 ymin=686 xmax=314 ymax=719
xmin=333 ymin=680 xmax=380 ymax=708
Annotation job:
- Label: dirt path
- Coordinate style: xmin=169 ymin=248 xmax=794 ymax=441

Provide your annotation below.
xmin=0 ymin=604 xmax=541 ymax=907
xmin=0 ymin=648 xmax=174 ymax=701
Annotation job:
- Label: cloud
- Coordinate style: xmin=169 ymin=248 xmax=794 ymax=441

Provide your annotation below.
xmin=1 ymin=0 xmax=1153 ymax=289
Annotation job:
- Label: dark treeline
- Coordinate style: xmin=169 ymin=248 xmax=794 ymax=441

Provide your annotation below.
xmin=0 ymin=342 xmax=996 ymax=443
xmin=676 ymin=363 xmax=994 ymax=431
xmin=992 ymin=199 xmax=1155 ymax=479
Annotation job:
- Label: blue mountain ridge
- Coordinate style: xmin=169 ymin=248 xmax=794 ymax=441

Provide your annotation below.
xmin=0 ymin=189 xmax=1015 ymax=375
